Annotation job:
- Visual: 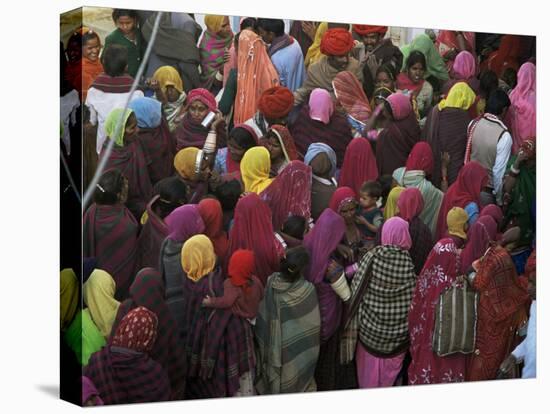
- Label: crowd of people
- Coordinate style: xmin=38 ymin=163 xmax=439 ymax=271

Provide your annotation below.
xmin=59 ymin=9 xmax=537 ymax=406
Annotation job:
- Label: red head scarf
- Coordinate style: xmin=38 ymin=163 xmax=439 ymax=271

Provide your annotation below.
xmin=332 ymin=71 xmax=372 ymax=123
xmin=406 ymin=142 xmax=434 ymax=175
xmin=338 ymin=138 xmax=378 ymax=196
xmin=479 ymin=204 xmax=504 ymax=227
xmin=187 ymin=88 xmax=217 ymax=112
xmin=352 ymin=25 xmax=388 ymax=37
xmin=111 ymin=306 xmax=158 ymax=353
xmin=397 ymin=187 xmax=424 ymax=222
xmin=320 ymin=28 xmax=354 ymax=56
xmin=386 ymin=92 xmax=413 ymax=121
xmin=258 ymin=86 xmax=295 ymax=119
xmin=228 ymin=249 xmax=255 ymax=293
xmin=329 ymin=186 xmax=357 ymax=212
xmin=198 ymin=198 xmax=229 ymax=259
xmin=461 ymin=216 xmax=498 ymax=273
xmin=269 ymin=125 xmax=298 ymax=161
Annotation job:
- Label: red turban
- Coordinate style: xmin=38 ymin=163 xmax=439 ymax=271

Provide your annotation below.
xmin=320 ymin=28 xmax=354 ymax=57
xmin=187 ymin=88 xmax=217 ymax=112
xmin=228 ymin=249 xmax=256 ymax=290
xmin=258 ymin=86 xmax=295 ymax=119
xmin=352 ymin=25 xmax=388 ymax=36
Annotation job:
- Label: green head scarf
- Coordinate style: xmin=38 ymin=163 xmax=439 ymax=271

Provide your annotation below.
xmin=401 ymin=33 xmax=449 ymax=82
xmin=105 ymin=108 xmax=134 ymax=147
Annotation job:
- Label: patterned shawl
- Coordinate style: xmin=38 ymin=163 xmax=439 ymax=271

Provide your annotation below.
xmin=135 ymin=196 xmax=169 ymax=271
xmin=461 ymin=216 xmax=498 ymax=273
xmin=402 ymin=170 xmax=443 ymax=237
xmin=332 ymin=71 xmax=372 ymax=124
xmin=255 ymin=273 xmax=321 ymax=394
xmin=175 ymin=112 xmax=227 ymax=151
xmin=135 ymin=120 xmax=175 ymax=186
xmin=199 ymin=29 xmax=234 ymax=87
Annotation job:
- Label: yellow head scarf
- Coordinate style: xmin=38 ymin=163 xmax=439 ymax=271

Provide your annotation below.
xmin=240 ymin=146 xmax=273 ymax=194
xmin=305 ymin=22 xmax=329 ymax=68
xmin=447 ymin=207 xmax=469 ymax=240
xmin=153 ymin=66 xmax=184 ymax=95
xmin=174 ymin=147 xmax=200 ymax=180
xmin=83 ymin=269 xmax=120 ymax=338
xmin=204 ymin=15 xmax=226 ymax=34
xmin=438 ymin=82 xmax=476 ymax=111
xmin=384 ymin=186 xmax=405 ymax=220
xmin=181 ymin=235 xmax=216 ymax=282
xmin=60 ymin=269 xmax=79 ymax=331
xmin=105 ymin=108 xmax=134 ymax=147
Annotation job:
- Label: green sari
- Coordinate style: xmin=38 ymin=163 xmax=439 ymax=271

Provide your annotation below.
xmin=64 ymin=309 xmax=106 ymax=366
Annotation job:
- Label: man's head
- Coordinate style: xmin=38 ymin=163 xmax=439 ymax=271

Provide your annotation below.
xmin=258 ymin=86 xmax=295 ymax=124
xmin=486 ymin=89 xmax=511 ymax=119
xmin=320 ymin=28 xmax=354 ymax=70
xmin=352 ymin=25 xmax=388 ymax=52
xmin=256 ymin=18 xmax=285 ymax=44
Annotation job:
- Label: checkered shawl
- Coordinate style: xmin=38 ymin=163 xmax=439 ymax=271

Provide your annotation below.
xmin=345 ymin=245 xmax=416 ymax=358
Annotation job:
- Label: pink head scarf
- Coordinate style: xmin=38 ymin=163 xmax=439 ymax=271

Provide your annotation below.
xmin=381 ymin=217 xmax=412 ymax=250
xmin=508 ymin=62 xmax=536 ymax=153
xmin=385 ymin=92 xmax=413 ymax=121
xmin=187 ymin=88 xmax=217 ymax=112
xmin=309 ymin=88 xmax=334 ymax=125
xmin=452 ymin=51 xmax=476 ymax=80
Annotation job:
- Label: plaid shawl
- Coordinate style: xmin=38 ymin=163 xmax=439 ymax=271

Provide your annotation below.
xmin=255 ymin=273 xmax=321 ymax=394
xmin=344 ymin=245 xmax=416 ymax=359
xmin=135 ymin=196 xmax=169 ymax=272
xmin=136 ymin=119 xmax=175 ymax=186
xmin=199 ymin=30 xmax=233 ymax=86
xmin=111 ymin=268 xmax=187 ymax=400
xmin=83 ymin=204 xmax=138 ymax=300
xmin=90 ymin=74 xmax=134 ymax=94
xmin=84 ymin=346 xmax=171 ymax=405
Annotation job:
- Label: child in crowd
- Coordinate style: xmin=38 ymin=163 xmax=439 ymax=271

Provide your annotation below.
xmin=356 ymin=181 xmax=384 ymax=248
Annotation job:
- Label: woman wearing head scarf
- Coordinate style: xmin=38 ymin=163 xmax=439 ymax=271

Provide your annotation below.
xmin=461 ymin=215 xmax=498 ymax=273
xmin=213 ymin=124 xmax=258 ymax=181
xmin=505 ymin=62 xmax=536 ymax=154
xmin=180 ymin=235 xmax=256 ymax=398
xmin=84 ymin=306 xmax=171 ymax=405
xmin=408 ymin=207 xmax=469 ymax=385
xmin=304 ymin=143 xmax=338 ymax=220
xmin=199 ymin=15 xmax=233 ymax=94
xmin=151 ymin=66 xmax=187 ymax=133
xmin=383 ymin=186 xmax=405 ymax=221
xmin=332 ymin=70 xmax=372 ymax=130
xmin=173 ymin=147 xmax=209 ymax=204
xmin=83 ymin=169 xmax=138 ymax=299
xmin=424 ymin=82 xmax=476 ymax=189
xmin=435 ymin=30 xmax=476 ymax=76
xmin=198 ymin=198 xmax=229 ymax=259
xmin=228 ymin=193 xmax=283 ymax=285
xmin=159 ymin=204 xmax=205 ymax=340
xmin=264 ymin=125 xmax=299 ymax=176
xmin=255 ymin=246 xmax=321 ymax=394
xmin=129 ymin=97 xmax=175 ymax=185
xmin=466 ymin=246 xmax=530 ymax=381
xmin=376 ymin=92 xmax=421 ymax=176
xmin=435 ymin=161 xmax=488 ymax=240
xmin=402 ymin=142 xmax=444 ymax=236
xmin=340 ymin=217 xmax=416 ymax=388
xmin=240 ymin=146 xmax=274 ymax=194
xmin=481 ymin=34 xmax=522 ymax=78
xmin=99 ymin=108 xmax=153 ymax=220
xmin=288 ymin=88 xmax=353 ymax=168
xmin=60 ymin=269 xmax=79 ymax=332
xmin=479 ymin=203 xmax=504 ymax=231
xmin=110 ymin=268 xmax=187 ymax=399
xmin=401 ymin=33 xmax=449 ymax=84
xmin=338 ymin=138 xmax=378 ymax=197
xmin=442 ymin=51 xmax=480 ymax=95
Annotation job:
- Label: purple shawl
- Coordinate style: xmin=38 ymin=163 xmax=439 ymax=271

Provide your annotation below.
xmin=164 ymin=204 xmax=205 ymax=242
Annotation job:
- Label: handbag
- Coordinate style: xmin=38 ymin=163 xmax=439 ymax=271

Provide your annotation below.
xmin=432 ymin=277 xmax=479 ymax=356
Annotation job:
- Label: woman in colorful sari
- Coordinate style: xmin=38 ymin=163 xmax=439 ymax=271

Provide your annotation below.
xmin=435 ymin=161 xmax=488 ymax=240
xmin=174 ymin=88 xmax=227 ymax=151
xmin=84 ymin=306 xmax=171 ymax=405
xmin=505 ymin=62 xmax=536 ymax=154
xmin=100 ymin=108 xmax=153 ymax=220
xmin=151 ymin=66 xmax=187 ymax=133
xmin=341 ymin=217 xmax=416 ymax=388
xmin=173 ymin=147 xmax=209 ymax=204
xmin=288 ymin=87 xmax=352 ymax=168
xmin=304 ymin=143 xmax=338 ymax=220
xmin=180 ymin=235 xmax=256 ymax=398
xmin=332 ymin=71 xmax=372 ymax=135
xmin=424 ymin=82 xmax=476 ymax=188
xmin=213 ymin=124 xmax=258 ymax=181
xmin=401 ymin=33 xmax=449 ymax=87
xmin=466 ymin=246 xmax=530 ymax=381
xmin=383 ymin=186 xmax=405 ymax=221
xmin=111 ymin=268 xmax=187 ymax=399
xmin=480 ymin=34 xmax=522 ymax=78
xmin=129 ymin=97 xmax=175 ymax=186
xmin=199 ymin=15 xmax=233 ymax=94
xmin=65 ymin=270 xmax=120 ymax=366
xmin=376 ymin=92 xmax=421 ymax=176
xmin=159 ymin=204 xmax=205 ymax=341
xmin=402 ymin=142 xmax=443 ymax=236
xmin=408 ymin=207 xmax=469 ymax=385
xmin=338 ymin=138 xmax=378 ymax=197
xmin=461 ymin=215 xmax=498 ymax=273
xmin=227 ymin=193 xmax=283 ymax=285
xmin=83 ymin=169 xmax=138 ymax=299
xmin=255 ymin=246 xmax=321 ymax=394
xmin=264 ymin=125 xmax=299 ymax=176
xmin=135 ymin=176 xmax=188 ymax=271
xmin=479 ymin=203 xmax=504 ymax=232
xmin=442 ymin=51 xmax=480 ymax=95
xmin=240 ymin=146 xmax=274 ymax=195
xmin=198 ymin=198 xmax=229 ymax=259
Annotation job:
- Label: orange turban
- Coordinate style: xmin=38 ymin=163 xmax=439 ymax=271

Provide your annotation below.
xmin=320 ymin=28 xmax=354 ymax=56
xmin=258 ymin=86 xmax=295 ymax=119
xmin=352 ymin=25 xmax=388 ymax=36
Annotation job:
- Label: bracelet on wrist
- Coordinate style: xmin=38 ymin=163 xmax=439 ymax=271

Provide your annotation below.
xmin=510 ymin=165 xmax=520 ymax=175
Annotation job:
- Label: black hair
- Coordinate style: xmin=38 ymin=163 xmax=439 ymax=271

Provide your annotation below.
xmin=101 ymin=44 xmax=128 ymax=77
xmin=502 ymin=67 xmax=518 ymax=89
xmin=93 ymin=169 xmax=125 ymax=205
xmin=279 ymin=246 xmax=310 ymax=282
xmin=479 ymin=70 xmax=499 ymax=99
xmin=157 ymin=176 xmax=189 ymax=219
xmin=376 ymin=174 xmax=393 ymax=207
xmin=376 ymin=63 xmax=397 ymax=82
xmin=406 ymin=50 xmax=427 ymax=71
xmin=372 ymin=86 xmax=393 ymax=101
xmin=486 ymin=89 xmax=511 ymax=116
xmin=281 ymin=215 xmax=307 ymax=239
xmin=360 ymin=180 xmax=382 ymax=198
xmin=256 ymin=18 xmax=285 ymax=37
xmin=328 ymin=22 xmax=350 ymax=30
xmin=214 ymin=179 xmax=242 ymax=211
xmin=81 ymin=30 xmax=100 ymax=47
xmin=240 ymin=17 xmax=257 ymax=32
xmin=229 ymin=126 xmax=257 ymax=150
xmin=112 ymin=9 xmax=139 ymax=22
